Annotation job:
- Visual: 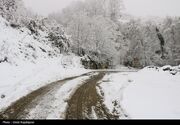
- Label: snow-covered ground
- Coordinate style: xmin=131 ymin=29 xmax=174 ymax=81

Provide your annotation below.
xmin=0 ymin=16 xmax=89 ymax=111
xmin=98 ymin=65 xmax=180 ymax=119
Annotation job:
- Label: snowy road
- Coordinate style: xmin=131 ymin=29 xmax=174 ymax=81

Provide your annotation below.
xmin=0 ymin=72 xmax=94 ymax=119
xmin=0 ymin=70 xmax=136 ymax=120
xmin=65 ymin=71 xmax=138 ymax=120
xmin=65 ymin=72 xmax=118 ymax=119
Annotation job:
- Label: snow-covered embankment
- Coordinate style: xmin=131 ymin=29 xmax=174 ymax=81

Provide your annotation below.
xmin=0 ymin=16 xmax=88 ymax=111
xmin=98 ymin=66 xmax=180 ymax=119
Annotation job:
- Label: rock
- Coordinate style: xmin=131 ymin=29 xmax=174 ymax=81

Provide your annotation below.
xmin=1 ymin=94 xmax=5 ymax=99
xmin=170 ymin=71 xmax=177 ymax=75
xmin=128 ymin=79 xmax=133 ymax=83
xmin=162 ymin=65 xmax=172 ymax=71
xmin=147 ymin=65 xmax=159 ymax=70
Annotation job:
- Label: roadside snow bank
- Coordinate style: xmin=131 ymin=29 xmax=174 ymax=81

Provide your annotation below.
xmin=123 ymin=66 xmax=180 ymax=119
xmin=99 ymin=66 xmax=180 ymax=119
xmin=97 ymin=72 xmax=133 ymax=119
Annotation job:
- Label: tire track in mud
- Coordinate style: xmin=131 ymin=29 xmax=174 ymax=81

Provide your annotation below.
xmin=65 ymin=72 xmax=119 ymax=120
xmin=0 ymin=71 xmax=130 ymax=120
xmin=0 ymin=72 xmax=92 ymax=120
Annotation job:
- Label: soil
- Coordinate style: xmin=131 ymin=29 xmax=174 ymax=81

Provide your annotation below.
xmin=65 ymin=72 xmax=119 ymax=120
xmin=0 ymin=73 xmax=90 ymax=119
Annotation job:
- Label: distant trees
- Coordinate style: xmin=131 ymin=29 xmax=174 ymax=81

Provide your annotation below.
xmin=162 ymin=17 xmax=180 ymax=65
xmin=0 ymin=0 xmax=26 ymax=24
xmin=156 ymin=27 xmax=165 ymax=58
xmin=1 ymin=0 xmax=179 ymax=68
xmin=0 ymin=0 xmax=17 ymax=19
xmin=121 ymin=17 xmax=180 ymax=67
xmin=107 ymin=0 xmax=124 ymax=21
xmin=49 ymin=0 xmax=124 ymax=67
xmin=48 ymin=0 xmax=180 ymax=68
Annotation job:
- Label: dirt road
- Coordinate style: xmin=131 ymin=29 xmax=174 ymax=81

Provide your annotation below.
xmin=0 ymin=73 xmax=91 ymax=119
xmin=0 ymin=71 xmax=125 ymax=120
xmin=65 ymin=72 xmax=118 ymax=120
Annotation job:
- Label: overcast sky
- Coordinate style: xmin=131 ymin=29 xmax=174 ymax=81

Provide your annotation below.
xmin=23 ymin=0 xmax=180 ymax=17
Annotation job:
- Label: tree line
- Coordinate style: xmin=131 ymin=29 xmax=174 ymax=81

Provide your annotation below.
xmin=1 ymin=0 xmax=179 ymax=68
xmin=49 ymin=0 xmax=180 ymax=68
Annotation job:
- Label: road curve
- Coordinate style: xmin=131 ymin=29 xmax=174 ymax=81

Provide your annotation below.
xmin=0 ymin=73 xmax=92 ymax=119
xmin=65 ymin=72 xmax=119 ymax=120
xmin=0 ymin=71 xmax=129 ymax=120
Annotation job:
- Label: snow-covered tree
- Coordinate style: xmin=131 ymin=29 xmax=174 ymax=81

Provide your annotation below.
xmin=107 ymin=0 xmax=124 ymax=21
xmin=48 ymin=0 xmax=180 ymax=68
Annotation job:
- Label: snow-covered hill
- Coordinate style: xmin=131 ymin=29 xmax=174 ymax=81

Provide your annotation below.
xmin=0 ymin=16 xmax=88 ymax=111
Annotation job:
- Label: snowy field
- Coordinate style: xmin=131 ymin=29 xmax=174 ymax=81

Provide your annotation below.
xmin=98 ymin=65 xmax=180 ymax=119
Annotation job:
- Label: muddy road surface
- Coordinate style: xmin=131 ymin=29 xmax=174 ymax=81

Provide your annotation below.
xmin=0 ymin=71 xmax=128 ymax=120
xmin=65 ymin=72 xmax=119 ymax=120
xmin=0 ymin=73 xmax=92 ymax=119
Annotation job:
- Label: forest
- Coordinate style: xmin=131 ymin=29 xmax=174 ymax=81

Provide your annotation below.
xmin=1 ymin=0 xmax=180 ymax=69
xmin=49 ymin=0 xmax=180 ymax=68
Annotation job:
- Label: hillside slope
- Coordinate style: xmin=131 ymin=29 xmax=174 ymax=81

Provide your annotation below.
xmin=0 ymin=16 xmax=88 ymax=111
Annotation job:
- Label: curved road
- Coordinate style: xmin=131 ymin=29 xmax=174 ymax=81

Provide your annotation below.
xmin=65 ymin=72 xmax=118 ymax=119
xmin=0 ymin=71 xmax=129 ymax=120
xmin=0 ymin=73 xmax=89 ymax=119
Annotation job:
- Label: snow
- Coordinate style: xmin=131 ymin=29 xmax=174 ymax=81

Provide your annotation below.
xmin=90 ymin=106 xmax=98 ymax=119
xmin=99 ymin=66 xmax=180 ymax=119
xmin=97 ymin=72 xmax=133 ymax=118
xmin=0 ymin=16 xmax=89 ymax=112
xmin=47 ymin=72 xmax=98 ymax=119
xmin=22 ymin=74 xmax=97 ymax=119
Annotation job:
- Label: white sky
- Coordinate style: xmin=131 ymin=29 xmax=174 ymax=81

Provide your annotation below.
xmin=23 ymin=0 xmax=180 ymax=17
